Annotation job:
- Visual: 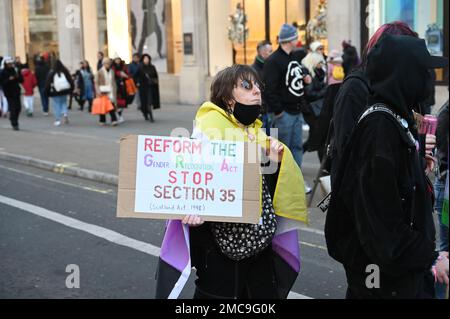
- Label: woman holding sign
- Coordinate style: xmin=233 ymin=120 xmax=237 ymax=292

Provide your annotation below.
xmin=156 ymin=65 xmax=308 ymax=299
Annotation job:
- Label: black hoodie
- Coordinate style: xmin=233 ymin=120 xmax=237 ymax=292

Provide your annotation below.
xmin=325 ymin=34 xmax=445 ymax=299
xmin=263 ymin=46 xmax=310 ymax=115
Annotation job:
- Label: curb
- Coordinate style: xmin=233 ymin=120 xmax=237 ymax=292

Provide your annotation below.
xmin=0 ymin=152 xmax=118 ymax=186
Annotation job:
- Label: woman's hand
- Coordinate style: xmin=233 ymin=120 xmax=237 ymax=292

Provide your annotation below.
xmin=265 ymin=137 xmax=284 ymax=163
xmin=182 ymin=215 xmax=204 ymax=227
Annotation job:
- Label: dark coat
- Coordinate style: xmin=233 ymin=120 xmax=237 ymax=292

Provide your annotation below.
xmin=137 ymin=64 xmax=160 ymax=110
xmin=326 ymin=34 xmax=439 ymax=299
xmin=44 ymin=68 xmax=74 ymax=97
xmin=0 ymin=67 xmax=23 ymax=97
xmin=330 ymin=70 xmax=371 ymax=182
xmin=303 ymin=71 xmax=328 ymax=152
xmin=251 ymin=56 xmax=264 ymax=80
xmin=35 ymin=61 xmax=51 ymax=89
xmin=306 ymin=83 xmax=341 ymax=154
xmin=326 ymin=110 xmax=438 ymax=298
xmin=251 ymin=56 xmax=268 ymax=114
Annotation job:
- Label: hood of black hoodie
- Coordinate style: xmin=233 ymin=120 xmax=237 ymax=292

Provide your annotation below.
xmin=365 ymin=34 xmax=434 ymax=128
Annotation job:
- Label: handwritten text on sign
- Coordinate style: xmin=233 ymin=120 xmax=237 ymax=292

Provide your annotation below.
xmin=135 ymin=136 xmax=244 ymax=217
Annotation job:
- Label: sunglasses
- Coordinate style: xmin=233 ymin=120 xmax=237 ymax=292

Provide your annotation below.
xmin=239 ymin=79 xmax=261 ymax=91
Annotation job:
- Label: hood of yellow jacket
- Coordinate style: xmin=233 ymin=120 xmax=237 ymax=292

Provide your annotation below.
xmin=195 ymin=102 xmax=265 ymax=144
xmin=194 ymin=101 xmax=308 ymax=224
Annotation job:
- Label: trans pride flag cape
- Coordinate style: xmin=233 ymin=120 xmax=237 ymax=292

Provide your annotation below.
xmin=155 ymin=102 xmax=308 ymax=299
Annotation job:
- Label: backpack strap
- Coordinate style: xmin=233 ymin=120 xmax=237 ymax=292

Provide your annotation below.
xmin=358 ymin=103 xmax=418 ymax=149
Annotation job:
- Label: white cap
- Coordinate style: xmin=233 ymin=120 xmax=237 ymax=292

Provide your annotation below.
xmin=310 ymin=41 xmax=324 ymax=53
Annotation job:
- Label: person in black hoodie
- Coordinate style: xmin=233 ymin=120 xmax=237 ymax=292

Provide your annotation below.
xmin=264 ymin=24 xmax=312 ymax=171
xmin=325 ymin=34 xmax=448 ymax=299
xmin=0 ymin=57 xmax=23 ymax=130
xmin=330 ymin=21 xmax=420 ymax=184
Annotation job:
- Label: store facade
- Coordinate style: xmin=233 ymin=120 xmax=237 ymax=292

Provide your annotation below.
xmin=1 ymin=0 xmax=447 ymax=105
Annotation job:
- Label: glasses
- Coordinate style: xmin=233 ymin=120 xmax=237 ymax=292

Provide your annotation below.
xmin=239 ymin=79 xmax=261 ymax=91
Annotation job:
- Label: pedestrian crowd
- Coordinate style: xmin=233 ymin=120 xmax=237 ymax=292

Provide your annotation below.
xmin=0 ymin=52 xmax=160 ymax=131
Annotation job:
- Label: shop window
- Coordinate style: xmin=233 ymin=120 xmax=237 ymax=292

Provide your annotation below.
xmin=27 ymin=0 xmax=58 ymax=66
xmin=380 ymin=0 xmax=446 ymax=80
xmin=98 ymin=0 xmax=108 ymax=55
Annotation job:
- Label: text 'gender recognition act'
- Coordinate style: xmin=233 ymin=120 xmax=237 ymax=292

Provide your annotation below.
xmin=134 ymin=136 xmax=244 ymax=217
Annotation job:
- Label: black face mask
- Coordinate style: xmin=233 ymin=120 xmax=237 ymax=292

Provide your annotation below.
xmin=233 ymin=102 xmax=261 ymax=126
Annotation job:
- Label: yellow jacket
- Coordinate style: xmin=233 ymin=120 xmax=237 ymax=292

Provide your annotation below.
xmin=194 ymin=102 xmax=308 ymax=224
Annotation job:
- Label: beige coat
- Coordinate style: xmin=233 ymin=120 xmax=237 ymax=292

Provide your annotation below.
xmin=95 ymin=67 xmax=117 ymax=104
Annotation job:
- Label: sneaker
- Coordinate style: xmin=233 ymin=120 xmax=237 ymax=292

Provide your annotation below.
xmin=111 ymin=121 xmax=118 ymax=127
xmin=118 ymin=116 xmax=125 ymax=124
xmin=98 ymin=121 xmax=106 ymax=126
xmin=12 ymin=126 xmax=19 ymax=131
xmin=63 ymin=115 xmax=69 ymax=124
xmin=43 ymin=112 xmax=49 ymax=116
xmin=54 ymin=121 xmax=61 ymax=127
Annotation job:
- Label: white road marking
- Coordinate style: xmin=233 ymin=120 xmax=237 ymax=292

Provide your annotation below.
xmin=0 ymin=194 xmax=160 ymax=256
xmin=0 ymin=164 xmax=113 ymax=195
xmin=0 ymin=194 xmax=315 ymax=300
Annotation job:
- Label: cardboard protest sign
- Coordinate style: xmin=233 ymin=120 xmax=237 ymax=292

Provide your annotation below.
xmin=117 ymin=135 xmax=261 ymax=224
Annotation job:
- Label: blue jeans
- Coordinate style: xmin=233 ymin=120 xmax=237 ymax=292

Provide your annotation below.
xmin=435 ymin=179 xmax=449 ymax=252
xmin=273 ymin=112 xmax=304 ymax=168
xmin=51 ymin=95 xmax=68 ymax=121
xmin=434 ymin=179 xmax=448 ymax=299
xmin=39 ymin=86 xmax=49 ymax=113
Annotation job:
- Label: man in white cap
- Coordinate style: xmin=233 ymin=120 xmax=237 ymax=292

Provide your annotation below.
xmin=264 ymin=24 xmax=312 ymax=193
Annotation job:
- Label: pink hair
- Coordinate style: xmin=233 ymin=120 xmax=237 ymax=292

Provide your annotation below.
xmin=363 ymin=21 xmax=418 ymax=63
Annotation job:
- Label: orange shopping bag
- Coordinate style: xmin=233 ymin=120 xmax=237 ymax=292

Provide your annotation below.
xmin=91 ymin=96 xmax=114 ymax=115
xmin=125 ymin=78 xmax=138 ymax=96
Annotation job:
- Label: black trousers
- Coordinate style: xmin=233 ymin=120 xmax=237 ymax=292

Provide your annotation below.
xmin=139 ymin=88 xmax=154 ymax=121
xmin=7 ymin=95 xmax=21 ymax=128
xmin=192 ymin=244 xmax=279 ymax=299
xmin=99 ymin=110 xmax=117 ymax=123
